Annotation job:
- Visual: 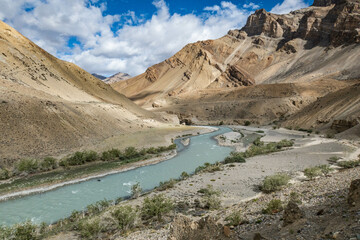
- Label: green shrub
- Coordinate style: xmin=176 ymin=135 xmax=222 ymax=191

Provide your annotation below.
xmin=195 ymin=162 xmax=223 ymax=173
xmin=13 ymin=221 xmax=38 ymax=240
xmin=111 ymin=205 xmax=137 ymax=233
xmin=224 ymin=152 xmax=246 ymax=164
xmin=124 ymin=147 xmax=140 ymax=159
xmin=304 ymin=165 xmax=333 ymax=180
xmin=131 ymin=182 xmax=142 ymax=199
xmin=180 ymin=171 xmax=189 ymax=180
xmin=0 ymin=168 xmax=10 ymax=180
xmin=337 ymin=160 xmax=360 ymax=169
xmin=203 ymin=194 xmax=221 ymax=210
xmin=262 ymin=199 xmax=283 ymax=214
xmin=17 ymin=159 xmax=39 ymax=173
xmin=261 ymin=174 xmax=290 ymax=193
xmin=86 ymin=199 xmax=112 ymax=216
xmin=244 ymin=121 xmax=251 ymax=126
xmin=141 ymin=194 xmax=174 ymax=221
xmin=326 ymin=133 xmax=335 ymax=138
xmin=79 ymin=219 xmax=102 ymax=239
xmin=328 ymin=156 xmax=340 ymax=164
xmin=290 ymin=192 xmax=302 ymax=204
xmin=40 ymin=157 xmax=57 ymax=170
xmin=157 ymin=179 xmax=178 ymax=191
xmin=225 ymin=210 xmax=243 ymax=226
xmin=101 ymin=148 xmax=122 ymax=161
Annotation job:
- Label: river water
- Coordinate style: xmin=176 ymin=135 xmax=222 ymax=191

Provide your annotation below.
xmin=0 ymin=127 xmax=233 ymax=226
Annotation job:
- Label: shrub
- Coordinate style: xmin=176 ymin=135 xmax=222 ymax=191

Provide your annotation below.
xmin=244 ymin=121 xmax=251 ymax=126
xmin=131 ymin=182 xmax=142 ymax=199
xmin=0 ymin=168 xmax=10 ymax=180
xmin=203 ymin=194 xmax=221 ymax=210
xmin=111 ymin=206 xmax=137 ymax=232
xmin=289 ymin=192 xmax=302 ymax=204
xmin=326 ymin=133 xmax=335 ymax=138
xmin=141 ymin=194 xmax=174 ymax=221
xmin=40 ymin=157 xmax=57 ymax=170
xmin=197 ymin=185 xmax=220 ymax=197
xmin=13 ymin=221 xmax=38 ymax=240
xmin=304 ymin=165 xmax=333 ymax=180
xmin=195 ymin=162 xmax=223 ymax=173
xmin=224 ymin=152 xmax=246 ymax=164
xmin=180 ymin=171 xmax=189 ymax=180
xmin=86 ymin=199 xmax=112 ymax=216
xmin=157 ymin=179 xmax=178 ymax=191
xmin=66 ymin=151 xmax=98 ymax=166
xmin=225 ymin=210 xmax=243 ymax=226
xmin=124 ymin=147 xmax=140 ymax=159
xmin=17 ymin=159 xmax=39 ymax=173
xmin=328 ymin=156 xmax=340 ymax=164
xmin=337 ymin=160 xmax=360 ymax=169
xmin=79 ymin=219 xmax=102 ymax=239
xmin=262 ymin=199 xmax=283 ymax=214
xmin=261 ymin=174 xmax=290 ymax=193
xmin=101 ymin=148 xmax=122 ymax=161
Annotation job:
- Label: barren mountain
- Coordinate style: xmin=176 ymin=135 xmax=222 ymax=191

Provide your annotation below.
xmin=0 ymin=20 xmax=171 ymax=163
xmin=112 ymin=0 xmax=360 ymax=135
xmin=92 ymin=73 xmax=107 ymax=80
xmin=103 ymin=72 xmax=131 ymax=84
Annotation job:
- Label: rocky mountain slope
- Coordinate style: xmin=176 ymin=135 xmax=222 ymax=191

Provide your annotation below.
xmin=103 ymin=72 xmax=131 ymax=84
xmin=0 ymin=20 xmax=169 ymax=163
xmin=112 ymin=0 xmax=360 ymax=135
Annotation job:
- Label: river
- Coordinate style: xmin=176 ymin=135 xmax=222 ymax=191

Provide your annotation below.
xmin=0 ymin=127 xmax=233 ymax=226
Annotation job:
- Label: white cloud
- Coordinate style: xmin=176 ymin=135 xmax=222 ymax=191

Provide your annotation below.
xmin=271 ymin=0 xmax=308 ymax=14
xmin=243 ymin=2 xmax=260 ymax=10
xmin=0 ymin=0 xmax=251 ymax=76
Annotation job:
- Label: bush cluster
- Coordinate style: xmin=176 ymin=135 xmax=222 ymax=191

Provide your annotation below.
xmin=304 ymin=165 xmax=333 ymax=180
xmin=262 ymin=199 xmax=283 ymax=214
xmin=141 ymin=194 xmax=174 ymax=221
xmin=195 ymin=162 xmax=222 ymax=174
xmin=261 ymin=174 xmax=290 ymax=193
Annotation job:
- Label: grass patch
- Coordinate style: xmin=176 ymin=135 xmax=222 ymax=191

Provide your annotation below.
xmin=304 ymin=165 xmax=333 ymax=180
xmin=337 ymin=160 xmax=360 ymax=169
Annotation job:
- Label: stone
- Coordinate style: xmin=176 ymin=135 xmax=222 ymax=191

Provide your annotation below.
xmin=223 ymin=226 xmax=231 ymax=237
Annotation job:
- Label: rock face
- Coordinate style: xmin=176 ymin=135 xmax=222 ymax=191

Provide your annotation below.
xmin=348 ymin=179 xmax=360 ymax=208
xmin=91 ymin=73 xmax=107 ymax=80
xmin=112 ymin=0 xmax=360 ymax=132
xmin=283 ymin=201 xmax=304 ymax=226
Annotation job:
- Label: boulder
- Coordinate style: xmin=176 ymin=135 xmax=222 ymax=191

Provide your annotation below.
xmin=348 ymin=179 xmax=360 ymax=208
xmin=283 ymin=201 xmax=304 ymax=226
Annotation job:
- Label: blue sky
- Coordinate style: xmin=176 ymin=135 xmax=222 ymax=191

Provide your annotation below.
xmin=0 ymin=0 xmax=312 ymax=76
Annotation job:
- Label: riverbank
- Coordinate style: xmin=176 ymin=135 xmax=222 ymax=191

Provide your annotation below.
xmin=0 ymin=126 xmax=216 ymax=201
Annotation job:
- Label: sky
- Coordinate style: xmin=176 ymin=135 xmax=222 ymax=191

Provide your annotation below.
xmin=0 ymin=0 xmax=312 ymax=77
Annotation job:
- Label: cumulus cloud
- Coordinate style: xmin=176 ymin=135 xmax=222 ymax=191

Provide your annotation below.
xmin=243 ymin=2 xmax=260 ymax=10
xmin=0 ymin=0 xmax=251 ymax=76
xmin=271 ymin=0 xmax=308 ymax=14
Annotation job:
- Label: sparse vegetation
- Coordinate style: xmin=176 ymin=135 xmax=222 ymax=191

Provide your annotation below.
xmin=328 ymin=156 xmax=341 ymax=164
xmin=198 ymin=185 xmax=221 ymax=210
xmin=141 ymin=194 xmax=174 ymax=221
xmin=180 ymin=171 xmax=189 ymax=180
xmin=156 ymin=179 xmax=178 ymax=191
xmin=224 ymin=152 xmax=246 ymax=164
xmin=262 ymin=199 xmax=283 ymax=214
xmin=78 ymin=218 xmax=103 ymax=239
xmin=261 ymin=173 xmax=291 ymax=193
xmin=337 ymin=160 xmax=360 ymax=169
xmin=195 ymin=162 xmax=222 ymax=174
xmin=225 ymin=210 xmax=243 ymax=226
xmin=304 ymin=165 xmax=333 ymax=180
xmin=111 ymin=205 xmax=137 ymax=233
xmin=131 ymin=182 xmax=142 ymax=198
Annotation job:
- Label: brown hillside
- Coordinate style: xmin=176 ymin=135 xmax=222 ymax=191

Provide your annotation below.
xmin=112 ymin=0 xmax=360 ymax=132
xmin=0 ymin=20 xmax=171 ymax=163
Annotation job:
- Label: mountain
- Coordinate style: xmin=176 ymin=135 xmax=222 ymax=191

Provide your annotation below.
xmin=112 ymin=0 xmax=360 ymax=135
xmin=103 ymin=72 xmax=131 ymax=84
xmin=92 ymin=73 xmax=107 ymax=80
xmin=0 ymin=20 xmax=168 ymax=163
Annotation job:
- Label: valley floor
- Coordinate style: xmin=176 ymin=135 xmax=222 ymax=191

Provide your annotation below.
xmin=46 ymin=126 xmax=360 ymax=240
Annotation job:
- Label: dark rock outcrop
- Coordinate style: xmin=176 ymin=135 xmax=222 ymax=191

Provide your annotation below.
xmin=348 ymin=179 xmax=360 ymax=208
xmin=283 ymin=201 xmax=304 ymax=226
